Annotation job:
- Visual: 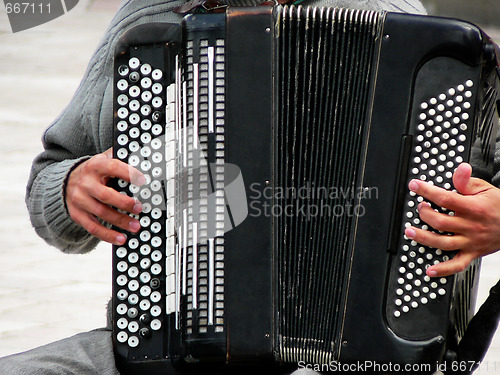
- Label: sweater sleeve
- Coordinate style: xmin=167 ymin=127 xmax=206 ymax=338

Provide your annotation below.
xmin=25 ymin=0 xmax=184 ymax=254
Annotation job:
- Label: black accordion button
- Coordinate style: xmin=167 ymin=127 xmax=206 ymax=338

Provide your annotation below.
xmin=139 ymin=328 xmax=151 ymax=339
xmin=139 ymin=313 xmax=151 ymax=325
xmin=150 ymin=278 xmax=161 ymax=289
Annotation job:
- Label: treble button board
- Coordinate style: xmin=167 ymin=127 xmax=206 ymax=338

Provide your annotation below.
xmin=113 ymin=53 xmax=169 ymax=351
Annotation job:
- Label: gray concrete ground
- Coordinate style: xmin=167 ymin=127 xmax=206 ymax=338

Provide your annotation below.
xmin=0 ymin=0 xmax=500 ymax=373
xmin=0 ymin=0 xmax=120 ymax=357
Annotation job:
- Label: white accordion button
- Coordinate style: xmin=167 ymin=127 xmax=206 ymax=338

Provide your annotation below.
xmin=129 ymin=57 xmax=140 ymax=69
xmin=117 ymin=318 xmax=128 ymax=330
xmin=117 ymin=331 xmax=128 ymax=343
xmin=128 ymin=321 xmax=139 ymax=333
xmin=150 ymin=291 xmax=161 ymax=303
xmin=151 ymin=319 xmax=162 ymax=330
xmin=140 ymin=299 xmax=151 ymax=311
xmin=128 ymin=336 xmax=139 ymax=348
xmin=127 ymin=294 xmax=140 ymax=307
xmin=151 ymin=305 xmax=162 ymax=317
xmin=116 ymin=303 xmax=128 ymax=315
xmin=140 ymin=63 xmax=152 ymax=75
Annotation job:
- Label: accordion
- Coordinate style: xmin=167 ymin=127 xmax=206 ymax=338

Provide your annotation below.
xmin=111 ymin=5 xmax=500 ymax=373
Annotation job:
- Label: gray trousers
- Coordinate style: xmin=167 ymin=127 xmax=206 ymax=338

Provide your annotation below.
xmin=0 ymin=329 xmax=119 ymax=375
xmin=0 ymin=328 xmax=319 ymax=375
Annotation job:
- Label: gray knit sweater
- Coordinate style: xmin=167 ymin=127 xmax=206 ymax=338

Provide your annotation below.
xmin=26 ymin=0 xmax=427 ymax=254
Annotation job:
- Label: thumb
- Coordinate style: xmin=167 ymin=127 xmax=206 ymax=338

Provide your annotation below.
xmin=426 ymin=251 xmax=475 ymax=277
xmin=453 ymin=163 xmax=490 ymax=195
xmin=104 ymin=147 xmax=113 ymax=159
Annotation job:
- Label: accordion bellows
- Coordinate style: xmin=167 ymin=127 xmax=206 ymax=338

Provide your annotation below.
xmin=111 ymin=5 xmax=500 ymax=373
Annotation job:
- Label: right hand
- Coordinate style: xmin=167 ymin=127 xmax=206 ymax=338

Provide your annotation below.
xmin=405 ymin=163 xmax=500 ymax=277
xmin=65 ymin=148 xmax=145 ymax=245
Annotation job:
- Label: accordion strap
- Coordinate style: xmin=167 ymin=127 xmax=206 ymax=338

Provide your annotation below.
xmin=173 ymin=0 xmax=227 ymax=15
xmin=173 ymin=0 xmax=301 ymax=15
xmin=446 ymin=278 xmax=500 ymax=375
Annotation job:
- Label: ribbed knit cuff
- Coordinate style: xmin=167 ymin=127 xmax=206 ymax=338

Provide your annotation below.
xmin=27 ymin=157 xmax=101 ymax=254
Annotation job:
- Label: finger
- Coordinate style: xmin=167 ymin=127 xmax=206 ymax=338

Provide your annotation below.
xmin=68 ymin=184 xmax=141 ymax=235
xmin=104 ymin=147 xmax=113 ymax=159
xmin=409 ymin=179 xmax=463 ymax=212
xmin=426 ymin=251 xmax=475 ymax=277
xmin=89 ymin=155 xmax=145 ymax=186
xmin=87 ymin=198 xmax=141 ymax=234
xmin=452 ymin=163 xmax=472 ymax=194
xmin=103 ymin=159 xmax=145 ymax=186
xmin=453 ymin=162 xmax=493 ymax=196
xmin=417 ymin=202 xmax=468 ymax=234
xmin=87 ymin=183 xmax=143 ymax=215
xmin=404 ymin=226 xmax=466 ymax=251
xmin=71 ymin=208 xmax=128 ymax=246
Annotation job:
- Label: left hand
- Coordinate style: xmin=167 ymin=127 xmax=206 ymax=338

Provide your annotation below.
xmin=65 ymin=148 xmax=145 ymax=245
xmin=404 ymin=163 xmax=500 ymax=277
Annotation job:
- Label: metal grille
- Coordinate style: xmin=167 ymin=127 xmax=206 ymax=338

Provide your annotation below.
xmin=275 ymin=6 xmax=381 ymax=364
xmin=478 ymin=80 xmax=499 ymax=163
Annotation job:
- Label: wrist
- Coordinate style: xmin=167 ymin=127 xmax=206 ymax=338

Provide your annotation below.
xmin=62 ymin=156 xmax=92 ymax=215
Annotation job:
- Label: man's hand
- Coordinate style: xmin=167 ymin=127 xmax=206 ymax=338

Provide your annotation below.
xmin=65 ymin=148 xmax=145 ymax=245
xmin=404 ymin=163 xmax=500 ymax=277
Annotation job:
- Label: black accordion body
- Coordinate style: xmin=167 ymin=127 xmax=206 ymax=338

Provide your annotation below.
xmin=111 ymin=5 xmax=500 ymax=373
